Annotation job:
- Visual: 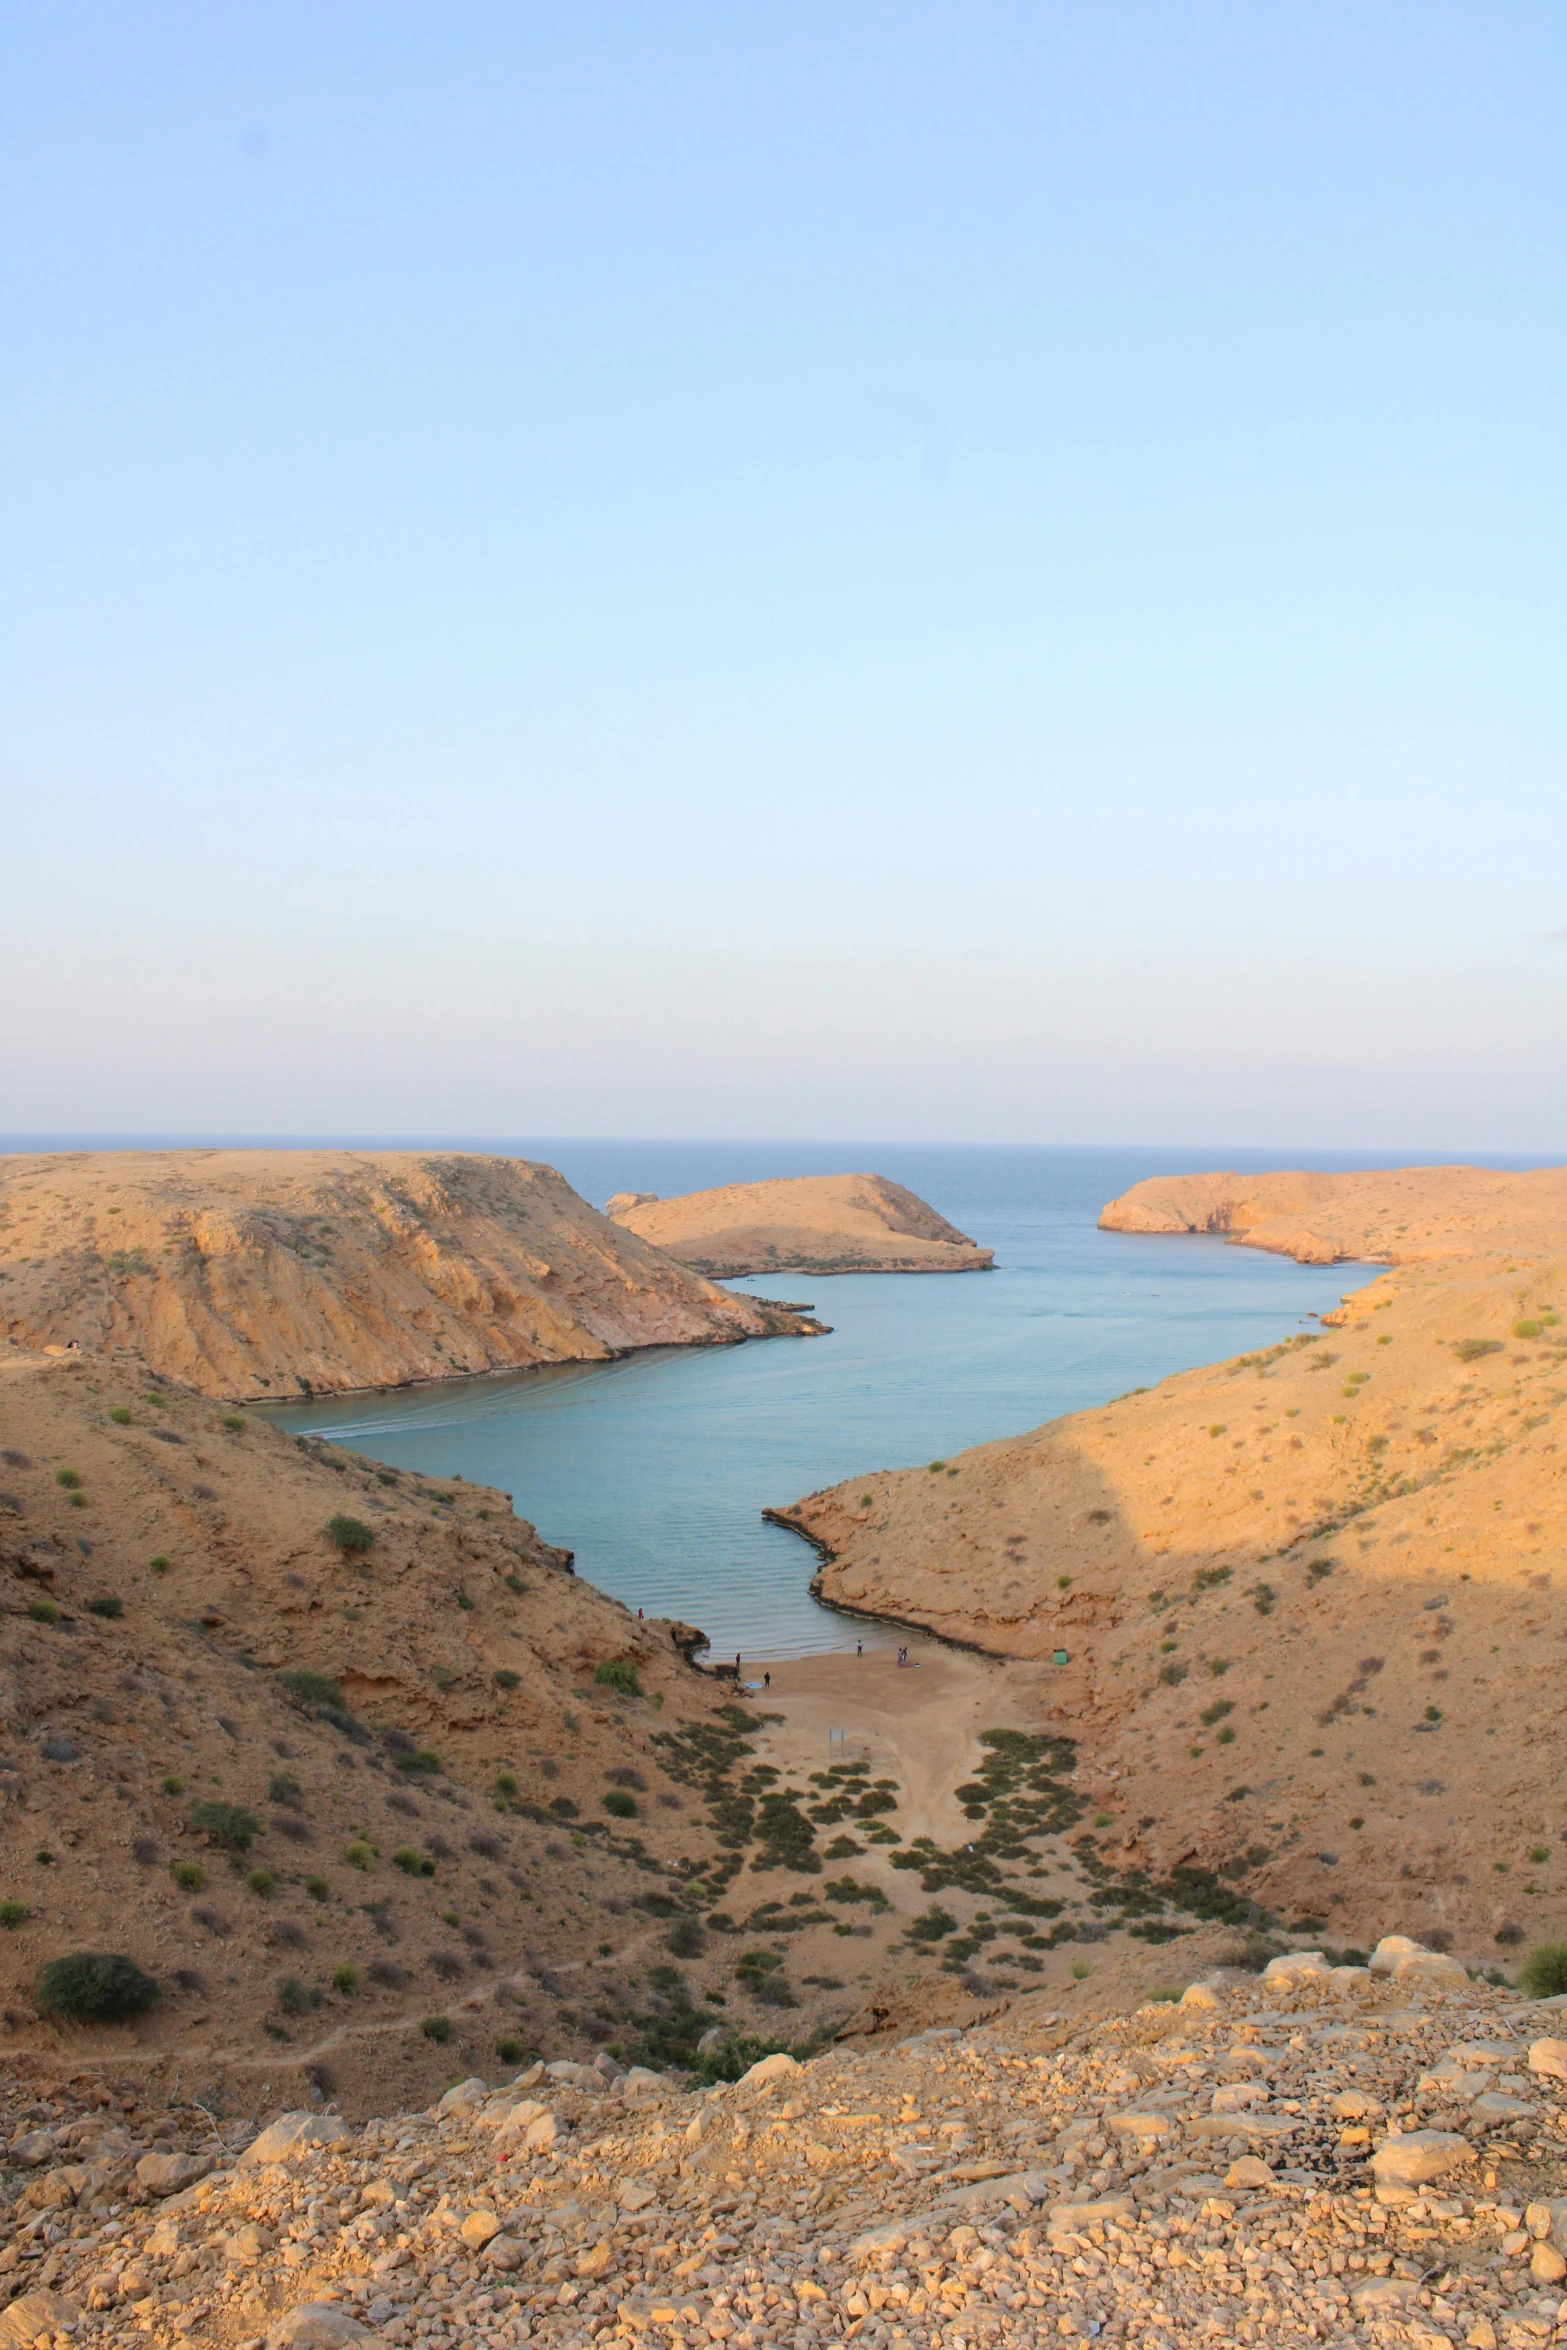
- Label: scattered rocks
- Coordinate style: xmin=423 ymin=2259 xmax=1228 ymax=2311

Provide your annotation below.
xmin=8 ymin=1938 xmax=1567 ymax=2350
xmin=238 ymin=2112 xmax=354 ymax=2170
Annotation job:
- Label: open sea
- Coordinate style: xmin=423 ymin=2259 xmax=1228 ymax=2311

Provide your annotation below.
xmin=255 ymin=1141 xmax=1413 ymax=1659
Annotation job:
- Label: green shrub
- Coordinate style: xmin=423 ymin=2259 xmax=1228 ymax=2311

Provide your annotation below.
xmin=35 ymin=1950 xmax=159 ymax=2022
xmin=603 ymin=1789 xmax=638 ymax=1819
xmin=187 ymin=1800 xmax=261 ymax=1853
xmin=55 ymin=1469 xmax=81 ymax=1490
xmin=1452 ymin=1338 xmax=1503 ymax=1363
xmin=278 ymin=1668 xmax=346 ymax=1711
xmin=109 ymin=1407 xmax=132 ymax=1426
xmin=1199 ymin=1700 xmax=1234 ymax=1727
xmin=1519 ymin=1942 xmax=1567 ymax=1999
xmin=346 ymin=1841 xmax=375 ymax=1871
xmin=0 ymin=1901 xmax=28 ymax=1929
xmin=277 ymin=1976 xmax=311 ymax=2016
xmin=593 ymin=1660 xmax=643 ymax=1697
xmin=495 ymin=1670 xmax=520 ymax=1691
xmin=87 ymin=1595 xmax=123 ymax=1620
xmin=333 ymin=1963 xmax=361 ymax=1995
xmin=494 ymin=1771 xmax=519 ymax=1798
xmin=305 ymin=1875 xmax=331 ymax=1901
xmin=421 ymin=2014 xmax=453 ymax=2043
xmin=455 ymin=1588 xmax=474 ymax=1612
xmin=665 ymin=1915 xmax=705 ymax=1956
xmin=1514 ymin=1320 xmax=1543 ymax=1341
xmin=150 ymin=1554 xmax=170 ymax=1574
xmin=497 ymin=2035 xmax=528 ymax=2064
xmin=907 ymin=1905 xmax=957 ymax=1943
xmin=162 ymin=1773 xmax=184 ymax=1796
xmin=170 ymin=1860 xmax=206 ymax=1892
xmin=394 ymin=1748 xmax=441 ymax=1775
xmin=222 ymin=1413 xmax=244 ymax=1431
xmin=27 ymin=1599 xmax=59 ymax=1626
xmin=245 ymin=1868 xmax=276 ymax=1897
xmin=1306 ymin=1559 xmax=1335 ymax=1584
xmin=325 ymin=1514 xmax=374 ymax=1555
xmin=1530 ymin=1845 xmax=1551 ymax=1864
xmin=268 ymin=1772 xmax=303 ymax=1806
xmin=1159 ymin=1661 xmax=1187 ymax=1686
xmin=392 ymin=1847 xmax=435 ymax=1876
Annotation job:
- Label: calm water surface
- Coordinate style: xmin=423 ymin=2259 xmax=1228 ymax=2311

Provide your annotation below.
xmin=259 ymin=1144 xmax=1380 ymax=1658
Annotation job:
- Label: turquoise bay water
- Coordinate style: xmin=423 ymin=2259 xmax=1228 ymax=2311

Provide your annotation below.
xmin=261 ymin=1144 xmax=1370 ymax=1658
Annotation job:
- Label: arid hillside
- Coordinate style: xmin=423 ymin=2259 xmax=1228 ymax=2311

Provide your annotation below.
xmin=774 ymin=1167 xmax=1567 ymax=1962
xmin=0 ymin=1346 xmax=838 ymax=2112
xmin=1100 ymin=1163 xmax=1567 ymax=1267
xmin=606 ymin=1173 xmax=993 ymax=1277
xmin=0 ymin=1153 xmax=821 ymax=1401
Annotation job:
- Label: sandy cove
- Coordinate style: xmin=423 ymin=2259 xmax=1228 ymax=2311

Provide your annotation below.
xmin=775 ymin=1164 xmax=1567 ymax=1965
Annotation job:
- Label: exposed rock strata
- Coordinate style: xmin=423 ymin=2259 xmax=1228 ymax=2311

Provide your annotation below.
xmin=0 ymin=1152 xmax=821 ymax=1401
xmin=780 ymin=1166 xmax=1567 ymax=1952
xmin=608 ymin=1173 xmax=993 ymax=1277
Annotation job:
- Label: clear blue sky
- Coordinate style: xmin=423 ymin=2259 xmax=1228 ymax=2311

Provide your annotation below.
xmin=4 ymin=4 xmax=1564 ymax=1147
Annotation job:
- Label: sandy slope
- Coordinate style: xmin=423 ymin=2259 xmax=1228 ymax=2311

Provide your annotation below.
xmin=774 ymin=1165 xmax=1567 ymax=1961
xmin=606 ymin=1173 xmax=994 ymax=1276
xmin=0 ymin=1152 xmax=821 ymax=1401
xmin=0 ymin=1345 xmax=753 ymax=2108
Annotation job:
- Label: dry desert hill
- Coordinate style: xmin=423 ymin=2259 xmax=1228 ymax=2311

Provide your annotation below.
xmin=773 ymin=1163 xmax=1567 ymax=1966
xmin=605 ymin=1173 xmax=994 ymax=1278
xmin=0 ymin=1153 xmax=822 ymax=1402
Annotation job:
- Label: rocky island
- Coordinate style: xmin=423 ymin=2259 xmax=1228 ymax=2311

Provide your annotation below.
xmin=606 ymin=1172 xmax=994 ymax=1277
xmin=0 ymin=1151 xmax=823 ymax=1402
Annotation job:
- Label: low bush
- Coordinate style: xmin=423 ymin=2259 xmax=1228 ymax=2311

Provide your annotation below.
xmin=304 ymin=1875 xmax=331 ymax=1901
xmin=27 ymin=1600 xmax=59 ymax=1626
xmin=392 ymin=1847 xmax=436 ymax=1876
xmin=333 ymin=1962 xmax=361 ymax=1995
xmin=36 ymin=1950 xmax=159 ymax=2022
xmin=1519 ymin=1942 xmax=1567 ymax=1998
xmin=325 ymin=1514 xmax=375 ymax=1555
xmin=87 ymin=1595 xmax=123 ymax=1619
xmin=497 ymin=2035 xmax=528 ymax=2064
xmin=268 ymin=1772 xmax=303 ymax=1807
xmin=1452 ymin=1337 xmax=1503 ymax=1364
xmin=421 ymin=2014 xmax=453 ymax=2043
xmin=495 ymin=1670 xmax=520 ymax=1690
xmin=246 ymin=1869 xmax=276 ymax=1897
xmin=150 ymin=1555 xmax=170 ymax=1574
xmin=187 ymin=1800 xmax=261 ymax=1853
xmin=55 ymin=1469 xmax=81 ymax=1490
xmin=0 ymin=1900 xmax=28 ymax=1929
xmin=593 ymin=1660 xmax=642 ymax=1697
xmin=346 ymin=1842 xmax=376 ymax=1871
xmin=603 ymin=1790 xmax=638 ymax=1819
xmin=170 ymin=1860 xmax=206 ymax=1892
xmin=665 ymin=1915 xmax=706 ymax=1957
xmin=222 ymin=1414 xmax=244 ymax=1431
xmin=278 ymin=1669 xmax=345 ymax=1711
xmin=110 ymin=1407 xmax=132 ymax=1426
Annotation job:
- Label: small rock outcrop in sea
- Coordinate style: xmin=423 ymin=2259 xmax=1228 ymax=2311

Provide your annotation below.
xmin=11 ymin=1940 xmax=1567 ymax=2350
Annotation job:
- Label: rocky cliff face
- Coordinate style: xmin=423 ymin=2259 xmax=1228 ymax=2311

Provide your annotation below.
xmin=777 ymin=1167 xmax=1567 ymax=1956
xmin=0 ymin=1152 xmax=821 ymax=1401
xmin=608 ymin=1173 xmax=994 ymax=1277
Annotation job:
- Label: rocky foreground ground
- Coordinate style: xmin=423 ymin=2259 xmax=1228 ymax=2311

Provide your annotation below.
xmin=9 ymin=1938 xmax=1567 ymax=2350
